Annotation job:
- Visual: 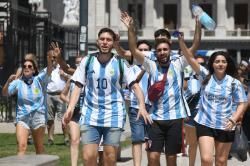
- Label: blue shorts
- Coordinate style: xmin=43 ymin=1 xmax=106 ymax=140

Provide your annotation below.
xmin=16 ymin=111 xmax=46 ymax=130
xmin=128 ymin=106 xmax=150 ymax=144
xmin=80 ymin=125 xmax=122 ymax=147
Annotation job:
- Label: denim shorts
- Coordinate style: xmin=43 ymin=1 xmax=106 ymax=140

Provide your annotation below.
xmin=16 ymin=111 xmax=46 ymax=130
xmin=128 ymin=106 xmax=150 ymax=144
xmin=80 ymin=125 xmax=122 ymax=147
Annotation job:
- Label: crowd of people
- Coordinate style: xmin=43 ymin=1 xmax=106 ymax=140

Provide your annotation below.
xmin=1 ymin=11 xmax=250 ymax=166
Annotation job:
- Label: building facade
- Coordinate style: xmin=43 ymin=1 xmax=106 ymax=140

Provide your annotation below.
xmin=85 ymin=0 xmax=250 ymax=62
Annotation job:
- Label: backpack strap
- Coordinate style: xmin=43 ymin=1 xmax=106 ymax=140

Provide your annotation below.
xmin=85 ymin=53 xmax=97 ymax=79
xmin=118 ymin=57 xmax=124 ymax=87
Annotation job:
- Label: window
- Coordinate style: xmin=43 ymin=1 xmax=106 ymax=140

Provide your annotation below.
xmin=164 ymin=4 xmax=177 ymax=30
xmin=128 ymin=3 xmax=143 ymax=29
xmin=234 ymin=4 xmax=248 ymax=29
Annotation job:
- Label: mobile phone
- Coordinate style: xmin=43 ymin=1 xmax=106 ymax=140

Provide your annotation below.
xmin=172 ymin=30 xmax=181 ymax=38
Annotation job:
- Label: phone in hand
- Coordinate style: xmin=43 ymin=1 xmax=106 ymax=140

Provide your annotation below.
xmin=172 ymin=30 xmax=182 ymax=38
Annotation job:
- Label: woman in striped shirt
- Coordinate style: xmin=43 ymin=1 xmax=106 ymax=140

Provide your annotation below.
xmin=179 ymin=36 xmax=248 ymax=166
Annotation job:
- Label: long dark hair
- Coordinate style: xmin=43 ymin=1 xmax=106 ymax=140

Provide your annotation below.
xmin=23 ymin=59 xmax=39 ymax=76
xmin=202 ymin=51 xmax=238 ymax=85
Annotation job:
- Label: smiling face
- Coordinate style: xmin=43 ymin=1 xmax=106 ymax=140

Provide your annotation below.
xmin=212 ymin=55 xmax=228 ymax=77
xmin=156 ymin=42 xmax=171 ymax=65
xmin=22 ymin=61 xmax=35 ymax=78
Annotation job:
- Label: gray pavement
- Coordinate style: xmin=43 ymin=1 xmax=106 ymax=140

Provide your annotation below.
xmin=1 ymin=119 xmax=250 ymax=165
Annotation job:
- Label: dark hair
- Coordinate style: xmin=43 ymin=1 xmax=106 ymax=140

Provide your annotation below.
xmin=98 ymin=28 xmax=116 ymax=41
xmin=202 ymin=51 xmax=237 ymax=85
xmin=154 ymin=29 xmax=171 ymax=39
xmin=154 ymin=38 xmax=171 ymax=50
xmin=23 ymin=59 xmax=39 ymax=76
xmin=137 ymin=40 xmax=152 ymax=50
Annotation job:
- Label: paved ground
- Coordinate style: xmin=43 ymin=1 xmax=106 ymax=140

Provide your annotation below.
xmin=1 ymin=119 xmax=250 ymax=165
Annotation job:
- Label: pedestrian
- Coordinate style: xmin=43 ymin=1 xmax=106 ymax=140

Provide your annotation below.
xmin=47 ymin=42 xmax=70 ymax=146
xmin=2 ymin=51 xmax=53 ymax=155
xmin=15 ymin=53 xmax=38 ymax=145
xmin=62 ymin=27 xmax=152 ymax=166
xmin=179 ymin=36 xmax=248 ymax=166
xmin=120 ymin=12 xmax=200 ymax=166
xmin=127 ymin=40 xmax=152 ymax=166
xmin=60 ymin=55 xmax=83 ymax=166
xmin=183 ymin=55 xmax=206 ymax=166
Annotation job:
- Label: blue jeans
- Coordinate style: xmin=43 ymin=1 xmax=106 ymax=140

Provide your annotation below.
xmin=128 ymin=106 xmax=150 ymax=144
xmin=80 ymin=125 xmax=122 ymax=147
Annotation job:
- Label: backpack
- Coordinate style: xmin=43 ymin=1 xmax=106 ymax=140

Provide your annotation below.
xmin=84 ymin=53 xmax=124 ymax=87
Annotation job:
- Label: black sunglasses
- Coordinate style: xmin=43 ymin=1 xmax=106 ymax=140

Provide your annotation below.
xmin=23 ymin=64 xmax=33 ymax=69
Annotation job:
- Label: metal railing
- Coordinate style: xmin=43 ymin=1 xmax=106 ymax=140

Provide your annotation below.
xmin=0 ymin=86 xmax=14 ymax=122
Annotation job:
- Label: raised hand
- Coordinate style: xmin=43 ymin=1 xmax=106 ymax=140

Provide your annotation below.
xmin=50 ymin=42 xmax=61 ymax=59
xmin=120 ymin=11 xmax=134 ymax=29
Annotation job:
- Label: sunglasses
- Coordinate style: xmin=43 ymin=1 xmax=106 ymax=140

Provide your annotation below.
xmin=23 ymin=64 xmax=33 ymax=69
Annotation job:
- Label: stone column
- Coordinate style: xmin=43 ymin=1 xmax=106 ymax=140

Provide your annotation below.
xmin=179 ymin=0 xmax=191 ymax=36
xmin=143 ymin=0 xmax=155 ymax=38
xmin=110 ymin=0 xmax=119 ymax=32
xmin=96 ymin=0 xmax=106 ymax=30
xmin=216 ymin=0 xmax=226 ymax=37
xmin=88 ymin=0 xmax=97 ymax=42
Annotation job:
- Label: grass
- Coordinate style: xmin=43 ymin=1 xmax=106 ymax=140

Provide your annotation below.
xmin=0 ymin=133 xmax=131 ymax=165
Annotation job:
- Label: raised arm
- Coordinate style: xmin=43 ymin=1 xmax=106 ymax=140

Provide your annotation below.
xmin=189 ymin=18 xmax=202 ymax=54
xmin=178 ymin=33 xmax=200 ymax=74
xmin=46 ymin=50 xmax=53 ymax=76
xmin=113 ymin=33 xmax=132 ymax=61
xmin=2 ymin=74 xmax=16 ymax=96
xmin=121 ymin=12 xmax=145 ymax=64
xmin=51 ymin=42 xmax=75 ymax=75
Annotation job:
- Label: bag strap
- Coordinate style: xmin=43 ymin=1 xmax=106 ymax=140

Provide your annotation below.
xmin=162 ymin=62 xmax=170 ymax=82
xmin=135 ymin=69 xmax=146 ymax=83
xmin=117 ymin=57 xmax=124 ymax=87
xmin=85 ymin=52 xmax=97 ymax=78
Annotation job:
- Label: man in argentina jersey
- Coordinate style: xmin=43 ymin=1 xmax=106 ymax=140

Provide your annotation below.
xmin=120 ymin=11 xmax=203 ymax=166
xmin=179 ymin=35 xmax=248 ymax=165
xmin=128 ymin=40 xmax=152 ymax=166
xmin=63 ymin=28 xmax=152 ymax=166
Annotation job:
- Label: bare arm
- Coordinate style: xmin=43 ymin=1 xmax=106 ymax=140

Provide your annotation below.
xmin=50 ymin=42 xmax=75 ymax=75
xmin=60 ymin=79 xmax=71 ymax=104
xmin=178 ymin=34 xmax=200 ymax=74
xmin=2 ymin=74 xmax=16 ymax=96
xmin=189 ymin=18 xmax=202 ymax=54
xmin=62 ymin=82 xmax=82 ymax=125
xmin=113 ymin=33 xmax=132 ymax=61
xmin=131 ymin=83 xmax=153 ymax=124
xmin=121 ymin=12 xmax=145 ymax=64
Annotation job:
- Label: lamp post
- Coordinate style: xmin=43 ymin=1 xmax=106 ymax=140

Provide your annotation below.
xmin=79 ymin=0 xmax=88 ymax=56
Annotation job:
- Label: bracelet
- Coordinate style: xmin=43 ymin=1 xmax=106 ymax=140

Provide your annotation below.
xmin=228 ymin=117 xmax=236 ymax=126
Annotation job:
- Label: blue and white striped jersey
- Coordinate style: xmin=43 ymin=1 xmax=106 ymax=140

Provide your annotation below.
xmin=129 ymin=65 xmax=151 ymax=109
xmin=69 ymin=82 xmax=85 ymax=109
xmin=184 ymin=74 xmax=202 ymax=99
xmin=8 ymin=70 xmax=48 ymax=120
xmin=71 ymin=54 xmax=136 ymax=128
xmin=194 ymin=66 xmax=248 ymax=130
xmin=143 ymin=55 xmax=190 ymax=120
